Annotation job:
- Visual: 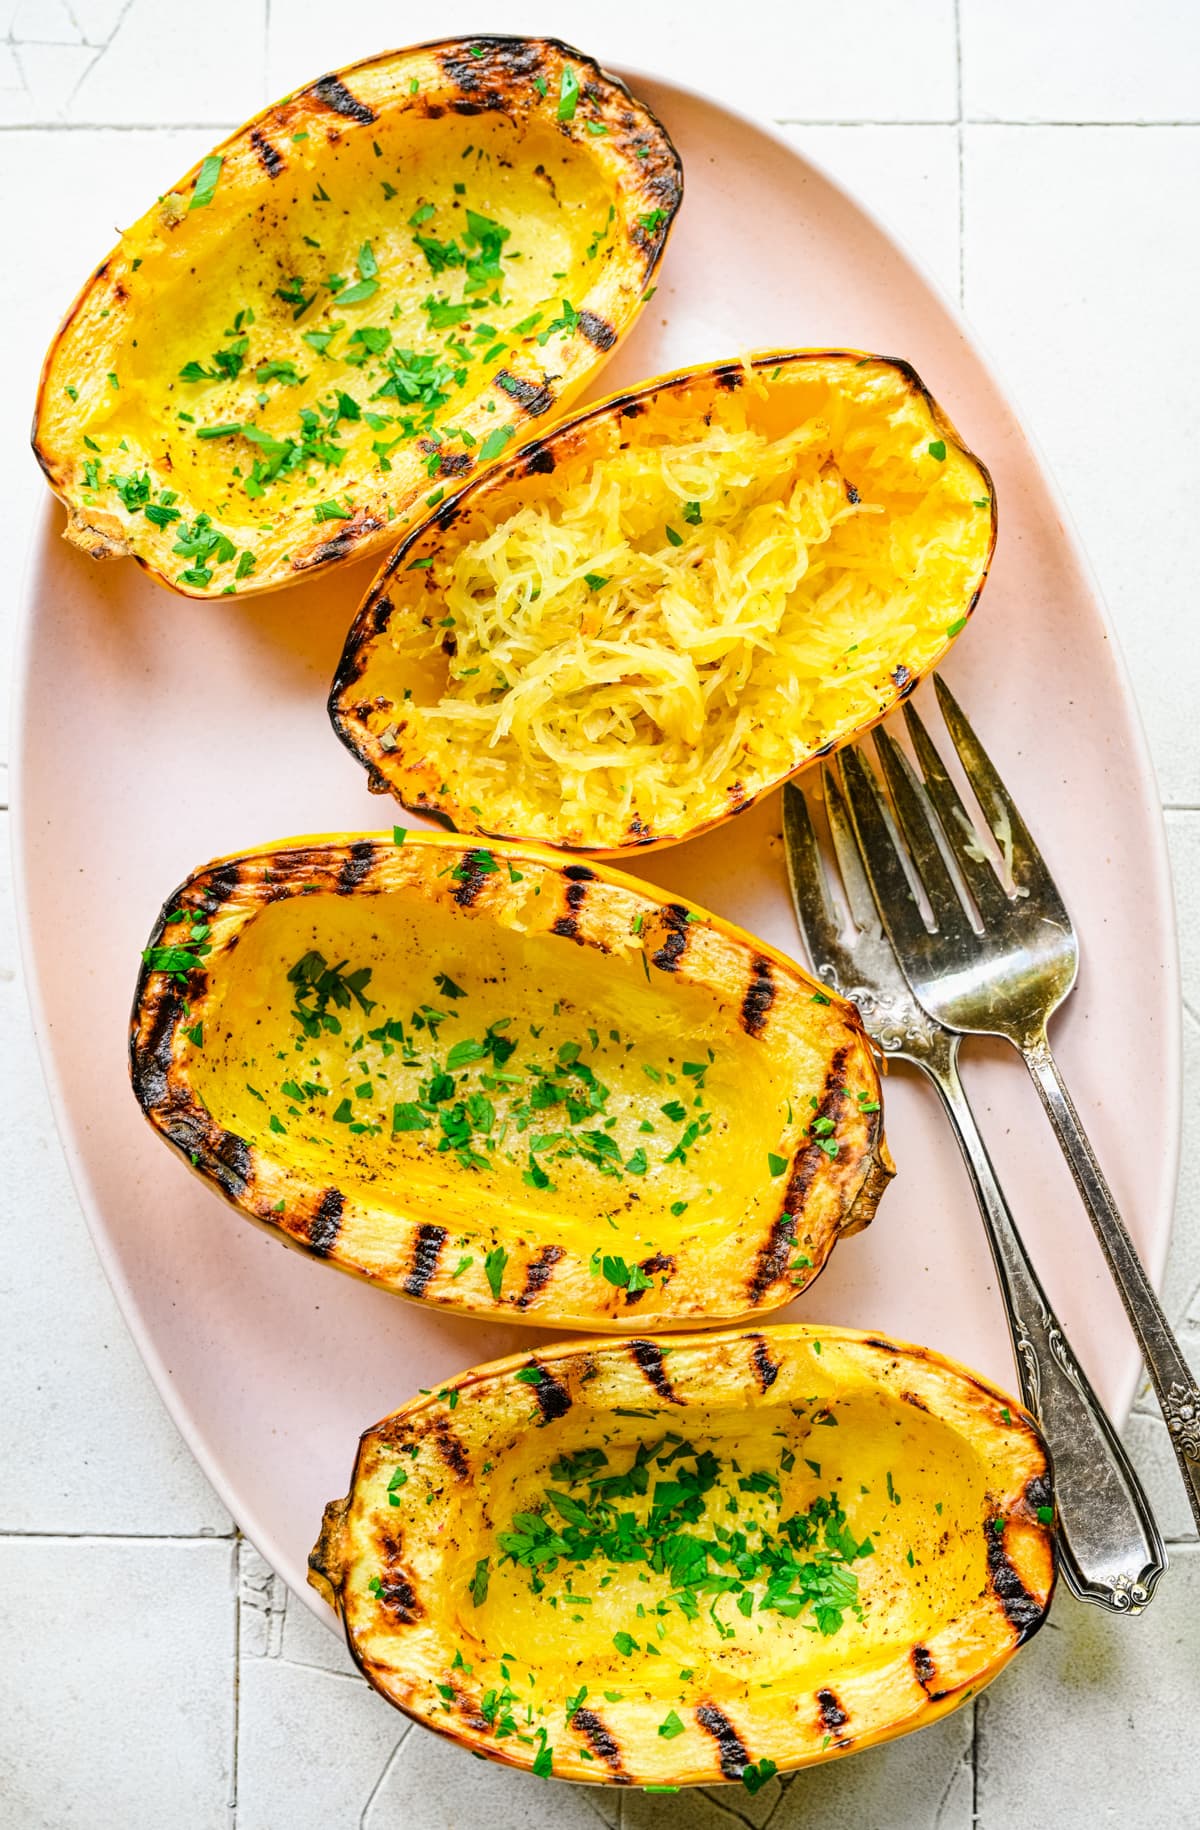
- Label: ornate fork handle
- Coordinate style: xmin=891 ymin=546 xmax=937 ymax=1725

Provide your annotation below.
xmin=1021 ymin=1026 xmax=1200 ymax=1536
xmin=929 ymin=1043 xmax=1166 ymax=1612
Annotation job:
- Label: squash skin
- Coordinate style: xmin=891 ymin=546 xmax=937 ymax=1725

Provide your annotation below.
xmin=310 ymin=1324 xmax=1055 ymax=1787
xmin=129 ymin=833 xmax=892 ymax=1328
xmin=32 ymin=37 xmax=681 ymax=600
xmin=330 ymin=348 xmax=997 ymax=855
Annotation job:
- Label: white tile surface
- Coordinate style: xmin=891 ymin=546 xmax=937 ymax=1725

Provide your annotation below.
xmin=1 ymin=0 xmax=268 ymax=124
xmin=264 ymin=0 xmax=959 ymax=124
xmin=0 ymin=1537 xmax=235 ymax=1828
xmin=975 ymin=1548 xmax=1200 ymax=1825
xmin=1 ymin=5 xmax=1198 ymax=1826
xmin=962 ymin=0 xmax=1200 ymax=123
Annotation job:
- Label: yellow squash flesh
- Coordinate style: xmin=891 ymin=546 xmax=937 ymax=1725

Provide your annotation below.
xmin=310 ymin=1325 xmax=1055 ymax=1787
xmin=129 ymin=834 xmax=891 ymax=1327
xmin=330 ymin=350 xmax=996 ymax=853
xmin=33 ymin=37 xmax=680 ymax=599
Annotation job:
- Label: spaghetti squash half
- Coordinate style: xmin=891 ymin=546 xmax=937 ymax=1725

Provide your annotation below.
xmin=331 ymin=351 xmax=995 ymax=853
xmin=32 ymin=37 xmax=680 ymax=599
xmin=310 ymin=1325 xmax=1055 ymax=1787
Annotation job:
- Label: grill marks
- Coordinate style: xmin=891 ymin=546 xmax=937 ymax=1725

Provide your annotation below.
xmin=747 ymin=1213 xmax=797 ymax=1307
xmin=817 ymin=1688 xmax=849 ymax=1736
xmin=310 ymin=73 xmax=377 ymax=123
xmin=514 ymin=1243 xmax=564 ymax=1309
xmin=750 ymin=1335 xmax=781 ymax=1391
xmin=494 ymin=369 xmax=554 ymax=416
xmin=695 ymin=1704 xmax=751 ymax=1780
xmin=571 ymin=1708 xmax=628 ymax=1781
xmin=403 ymin=1223 xmax=447 ymax=1297
xmin=527 ymin=1362 xmax=571 ymax=1422
xmin=308 ymin=1188 xmax=345 ymax=1257
xmin=451 ymin=851 xmax=491 ymax=907
xmin=652 ymin=903 xmax=691 ymax=972
xmin=911 ymin=1644 xmax=938 ymax=1695
xmin=740 ymin=957 xmax=776 ymax=1036
xmin=337 ymin=840 xmax=377 ymax=893
xmin=374 ymin=1573 xmax=422 ymax=1623
xmin=623 ymin=1251 xmax=674 ymax=1306
xmin=432 ymin=1422 xmax=470 ymax=1481
xmin=748 ymin=1045 xmax=851 ymax=1303
xmin=577 ymin=309 xmax=617 ymax=351
xmin=249 ymin=127 xmax=284 ymax=176
xmin=629 ymin=1339 xmax=682 ymax=1404
xmin=552 ymin=869 xmax=591 ymax=940
xmin=985 ymin=1522 xmax=1046 ymax=1640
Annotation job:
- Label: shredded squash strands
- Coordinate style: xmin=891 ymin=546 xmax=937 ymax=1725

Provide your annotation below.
xmin=341 ymin=359 xmax=994 ymax=849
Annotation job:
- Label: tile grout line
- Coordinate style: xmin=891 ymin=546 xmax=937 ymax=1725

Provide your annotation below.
xmin=230 ymin=1533 xmax=242 ymax=1828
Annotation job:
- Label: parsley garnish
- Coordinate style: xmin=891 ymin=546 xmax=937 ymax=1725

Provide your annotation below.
xmin=190 ymin=154 xmax=223 ymax=210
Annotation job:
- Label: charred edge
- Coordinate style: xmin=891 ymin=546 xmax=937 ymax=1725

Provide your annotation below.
xmin=456 ymin=1694 xmax=490 ymax=1734
xmin=623 ymin=1251 xmax=674 ymax=1307
xmin=986 ymin=1524 xmax=1046 ymax=1640
xmin=371 ymin=595 xmax=394 ymax=637
xmin=376 ymin=1575 xmax=422 ymax=1624
xmin=494 ymin=369 xmax=555 ymax=416
xmin=515 ymin=1243 xmax=564 ymax=1309
xmin=522 ymin=443 xmax=555 ymax=476
xmin=132 ymin=985 xmax=184 ymax=1111
xmin=530 ymin=1365 xmax=572 ymax=1423
xmin=432 ymin=1423 xmax=470 ymax=1481
xmin=304 ymin=520 xmax=382 ymax=567
xmin=746 ymin=1213 xmax=797 ymax=1307
xmin=404 ymin=1223 xmax=447 ymax=1298
xmin=308 ymin=1188 xmax=345 ymax=1258
xmin=437 ymin=450 xmax=472 ymax=478
xmin=740 ymin=957 xmax=776 ymax=1037
xmin=199 ymin=861 xmax=243 ymax=913
xmin=715 ymin=365 xmax=744 ymax=391
xmin=817 ymin=1688 xmax=849 ymax=1732
xmin=310 ymin=74 xmax=377 ymax=123
xmin=440 ymin=37 xmax=544 ymax=98
xmin=249 ymin=127 xmax=284 ymax=176
xmin=337 ymin=840 xmax=377 ymax=893
xmin=551 ymin=915 xmax=579 ymax=939
xmin=901 ymin=1389 xmax=930 ymax=1413
xmin=750 ymin=1336 xmax=780 ymax=1391
xmin=695 ymin=1704 xmax=751 ymax=1781
xmin=451 ymin=852 xmax=490 ymax=907
xmin=572 ymin=1709 xmax=628 ymax=1781
xmin=564 ymin=882 xmax=589 ymax=912
xmin=563 ymin=864 xmax=596 ymax=881
xmin=1024 ymin=1471 xmax=1053 ymax=1513
xmin=577 ymin=309 xmax=617 ymax=351
xmin=652 ymin=903 xmax=691 ymax=972
xmin=630 ymin=1340 xmax=682 ymax=1403
xmin=891 ymin=663 xmax=917 ymax=699
xmin=911 ymin=1644 xmax=937 ymax=1694
xmin=864 ymin=1336 xmax=900 ymax=1355
xmin=199 ymin=1127 xmax=251 ymax=1202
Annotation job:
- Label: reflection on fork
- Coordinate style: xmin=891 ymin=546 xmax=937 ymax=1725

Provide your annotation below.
xmin=829 ymin=672 xmax=1200 ymax=1541
xmin=783 ymin=757 xmax=1165 ymax=1613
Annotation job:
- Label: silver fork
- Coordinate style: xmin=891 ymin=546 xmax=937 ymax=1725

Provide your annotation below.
xmin=784 ymin=774 xmax=1165 ymax=1613
xmin=838 ymin=674 xmax=1200 ymax=1538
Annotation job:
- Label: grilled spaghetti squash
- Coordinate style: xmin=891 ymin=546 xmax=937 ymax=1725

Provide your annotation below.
xmin=331 ymin=351 xmax=995 ymax=853
xmin=129 ymin=833 xmax=891 ymax=1327
xmin=32 ymin=38 xmax=680 ymax=599
xmin=310 ymin=1325 xmax=1055 ymax=1787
